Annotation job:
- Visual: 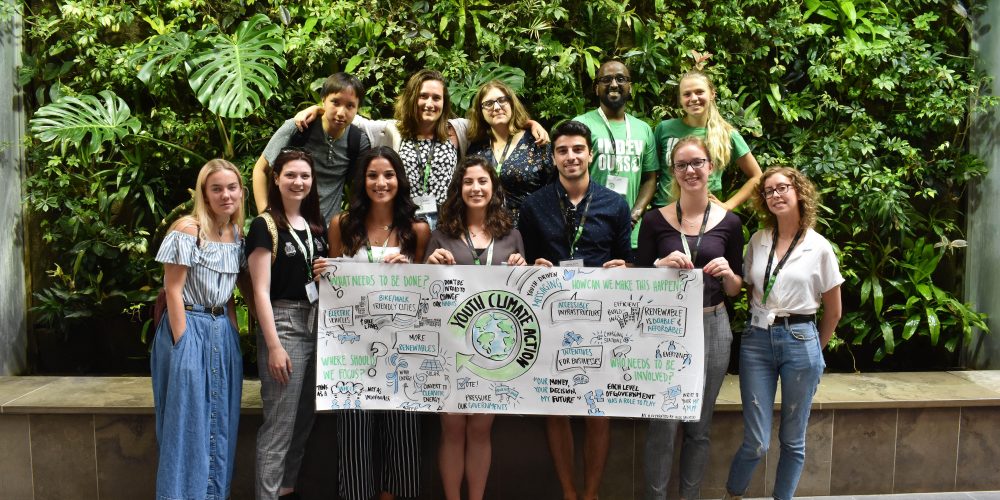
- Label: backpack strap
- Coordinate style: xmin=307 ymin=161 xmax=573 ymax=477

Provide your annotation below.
xmin=259 ymin=212 xmax=279 ymax=265
xmin=346 ymin=125 xmax=362 ymax=170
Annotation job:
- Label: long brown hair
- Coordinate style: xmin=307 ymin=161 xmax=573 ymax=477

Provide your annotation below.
xmin=437 ymin=155 xmax=513 ymax=239
xmin=465 ymin=80 xmax=531 ymax=145
xmin=338 ymin=147 xmax=421 ymax=258
xmin=264 ymin=149 xmax=324 ymax=235
xmin=394 ymin=69 xmax=453 ymax=142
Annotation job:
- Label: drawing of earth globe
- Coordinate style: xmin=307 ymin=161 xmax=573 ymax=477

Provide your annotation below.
xmin=471 ymin=310 xmax=517 ymax=361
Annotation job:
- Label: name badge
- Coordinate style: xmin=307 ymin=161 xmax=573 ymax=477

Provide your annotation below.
xmin=414 ymin=195 xmax=437 ymax=215
xmin=559 ymin=259 xmax=584 ymax=267
xmin=750 ymin=304 xmax=774 ymax=329
xmin=304 ymin=281 xmax=319 ymax=304
xmin=606 ymin=174 xmax=629 ymax=195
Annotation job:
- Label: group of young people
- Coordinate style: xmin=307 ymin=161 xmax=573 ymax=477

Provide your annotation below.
xmin=149 ymin=60 xmax=843 ymax=500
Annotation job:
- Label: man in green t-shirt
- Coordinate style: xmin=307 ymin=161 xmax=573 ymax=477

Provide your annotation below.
xmin=573 ymin=60 xmax=659 ymax=248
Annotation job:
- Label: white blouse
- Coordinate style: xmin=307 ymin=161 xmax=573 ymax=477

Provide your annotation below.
xmin=743 ymin=228 xmax=843 ymax=316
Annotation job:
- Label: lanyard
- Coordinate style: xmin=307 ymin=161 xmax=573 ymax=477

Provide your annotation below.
xmin=761 ymin=228 xmax=805 ymax=305
xmin=558 ymin=189 xmax=593 ymax=260
xmin=464 ymin=230 xmax=495 ymax=266
xmin=416 ymin=140 xmax=437 ymax=194
xmin=286 ymin=224 xmax=314 ymax=280
xmin=492 ymin=135 xmax=514 ymax=175
xmin=597 ymin=108 xmax=631 ymax=165
xmin=675 ymin=202 xmax=711 ymax=264
xmin=365 ymin=228 xmax=395 ymax=263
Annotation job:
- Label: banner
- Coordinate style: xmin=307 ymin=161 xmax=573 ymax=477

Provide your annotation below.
xmin=316 ymin=262 xmax=705 ymax=419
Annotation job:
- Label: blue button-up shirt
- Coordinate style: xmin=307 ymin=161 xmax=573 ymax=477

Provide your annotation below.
xmin=518 ymin=180 xmax=633 ymax=267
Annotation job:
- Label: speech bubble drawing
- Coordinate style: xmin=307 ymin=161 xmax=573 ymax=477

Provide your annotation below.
xmin=572 ymin=374 xmax=590 ymax=386
xmin=555 ymin=345 xmax=603 ymax=371
xmin=550 ymin=294 xmax=603 ymax=322
xmin=612 ymin=344 xmax=634 ymax=381
xmin=393 ymin=330 xmax=439 ymax=356
xmin=366 ymin=291 xmax=421 ymax=319
xmin=368 ymin=341 xmax=388 ymax=377
xmin=323 ymin=306 xmax=354 ymax=328
xmin=641 ymin=305 xmax=687 ymax=336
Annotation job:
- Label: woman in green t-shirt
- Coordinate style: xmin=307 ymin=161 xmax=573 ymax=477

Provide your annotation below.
xmin=653 ymin=69 xmax=762 ymax=210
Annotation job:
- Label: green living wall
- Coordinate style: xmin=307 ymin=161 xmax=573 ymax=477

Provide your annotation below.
xmin=15 ymin=0 xmax=995 ymax=372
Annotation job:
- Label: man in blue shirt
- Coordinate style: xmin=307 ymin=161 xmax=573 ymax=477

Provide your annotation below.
xmin=518 ymin=120 xmax=632 ymax=500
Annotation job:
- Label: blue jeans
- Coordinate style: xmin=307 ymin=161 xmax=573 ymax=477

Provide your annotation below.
xmin=644 ymin=306 xmax=732 ymax=500
xmin=151 ymin=306 xmax=243 ymax=500
xmin=725 ymin=320 xmax=825 ymax=500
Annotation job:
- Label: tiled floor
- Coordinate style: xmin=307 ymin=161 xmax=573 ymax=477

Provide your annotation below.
xmin=790 ymin=492 xmax=1000 ymax=499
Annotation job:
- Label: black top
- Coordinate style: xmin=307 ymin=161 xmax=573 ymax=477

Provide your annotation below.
xmin=635 ymin=207 xmax=744 ymax=306
xmin=246 ymin=216 xmax=328 ymax=301
xmin=467 ymin=132 xmax=555 ymax=225
xmin=518 ymin=181 xmax=633 ymax=267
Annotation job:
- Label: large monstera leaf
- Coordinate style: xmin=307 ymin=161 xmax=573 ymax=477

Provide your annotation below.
xmin=187 ymin=14 xmax=285 ymax=119
xmin=448 ymin=63 xmax=526 ymax=113
xmin=131 ymin=31 xmax=194 ymax=87
xmin=29 ymin=90 xmax=141 ymax=156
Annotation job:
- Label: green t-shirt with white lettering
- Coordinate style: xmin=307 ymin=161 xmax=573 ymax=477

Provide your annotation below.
xmin=574 ymin=109 xmax=659 ymax=247
xmin=652 ymin=118 xmax=752 ymax=207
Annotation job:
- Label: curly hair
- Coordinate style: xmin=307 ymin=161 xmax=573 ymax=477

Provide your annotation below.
xmin=437 ymin=155 xmax=513 ymax=240
xmin=338 ymin=147 xmax=421 ymax=258
xmin=465 ymin=80 xmax=531 ymax=145
xmin=394 ymin=69 xmax=453 ymax=142
xmin=264 ymin=149 xmax=324 ymax=236
xmin=752 ymin=166 xmax=819 ymax=230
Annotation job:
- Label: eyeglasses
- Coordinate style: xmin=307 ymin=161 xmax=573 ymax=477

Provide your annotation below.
xmin=672 ymin=158 xmax=709 ymax=171
xmin=481 ymin=95 xmax=511 ymax=110
xmin=597 ymin=75 xmax=631 ymax=86
xmin=763 ymin=183 xmax=794 ymax=198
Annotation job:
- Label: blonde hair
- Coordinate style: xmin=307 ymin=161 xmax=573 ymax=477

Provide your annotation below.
xmin=668 ymin=136 xmax=713 ymax=200
xmin=466 ymin=80 xmax=531 ymax=145
xmin=180 ymin=159 xmax=246 ymax=244
xmin=679 ymin=70 xmax=735 ymax=174
xmin=752 ymin=166 xmax=819 ymax=230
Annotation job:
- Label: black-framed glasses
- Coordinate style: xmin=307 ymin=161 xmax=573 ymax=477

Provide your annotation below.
xmin=481 ymin=95 xmax=511 ymax=109
xmin=672 ymin=158 xmax=709 ymax=171
xmin=597 ymin=75 xmax=631 ymax=86
xmin=763 ymin=183 xmax=794 ymax=198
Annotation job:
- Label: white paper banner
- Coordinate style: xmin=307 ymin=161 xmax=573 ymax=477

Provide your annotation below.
xmin=316 ymin=262 xmax=705 ymax=419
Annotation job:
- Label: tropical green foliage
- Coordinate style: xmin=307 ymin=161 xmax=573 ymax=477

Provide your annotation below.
xmin=17 ymin=0 xmax=994 ymax=369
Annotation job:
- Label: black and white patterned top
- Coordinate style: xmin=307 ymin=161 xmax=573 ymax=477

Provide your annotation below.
xmin=399 ymin=138 xmax=459 ymax=206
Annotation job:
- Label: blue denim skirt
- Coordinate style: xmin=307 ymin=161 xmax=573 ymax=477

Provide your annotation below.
xmin=151 ymin=306 xmax=243 ymax=500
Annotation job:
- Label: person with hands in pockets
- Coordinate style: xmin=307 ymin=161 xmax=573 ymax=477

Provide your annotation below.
xmin=247 ymin=149 xmax=328 ymax=500
xmin=424 ymin=155 xmax=526 ymax=500
xmin=636 ymin=136 xmax=744 ymax=500
xmin=722 ymin=166 xmax=842 ymax=500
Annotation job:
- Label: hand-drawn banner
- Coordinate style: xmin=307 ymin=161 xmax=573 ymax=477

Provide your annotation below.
xmin=316 ymin=263 xmax=705 ymax=419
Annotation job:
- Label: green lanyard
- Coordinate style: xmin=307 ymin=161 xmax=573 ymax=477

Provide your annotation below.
xmin=464 ymin=230 xmax=495 ymax=266
xmin=761 ymin=228 xmax=804 ymax=305
xmin=365 ymin=228 xmax=394 ymax=263
xmin=286 ymin=224 xmax=314 ymax=280
xmin=417 ymin=140 xmax=437 ymax=194
xmin=492 ymin=136 xmax=514 ymax=175
xmin=597 ymin=107 xmax=631 ymax=167
xmin=558 ymin=190 xmax=593 ymax=260
xmin=675 ymin=202 xmax=711 ymax=264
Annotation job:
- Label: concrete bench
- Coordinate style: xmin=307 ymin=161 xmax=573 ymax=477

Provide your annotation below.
xmin=2 ymin=372 xmax=998 ymax=499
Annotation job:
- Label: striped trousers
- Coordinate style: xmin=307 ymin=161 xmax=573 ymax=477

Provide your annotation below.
xmin=338 ymin=409 xmax=421 ymax=500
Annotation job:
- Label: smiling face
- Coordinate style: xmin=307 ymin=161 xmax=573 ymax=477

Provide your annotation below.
xmin=321 ymin=87 xmax=360 ymax=137
xmin=763 ymin=173 xmax=799 ymax=218
xmin=365 ymin=157 xmax=399 ymax=204
xmin=595 ymin=61 xmax=631 ymax=111
xmin=461 ymin=165 xmax=493 ymax=211
xmin=416 ymin=79 xmax=445 ymax=127
xmin=275 ymin=159 xmax=313 ymax=205
xmin=481 ymin=86 xmax=511 ymax=131
xmin=553 ymin=134 xmax=593 ymax=182
xmin=671 ymin=143 xmax=713 ymax=194
xmin=679 ymin=74 xmax=715 ymax=120
xmin=204 ymin=169 xmax=242 ymax=218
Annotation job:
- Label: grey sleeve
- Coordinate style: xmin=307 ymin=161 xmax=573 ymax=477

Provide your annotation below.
xmin=262 ymin=119 xmax=299 ymax=165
